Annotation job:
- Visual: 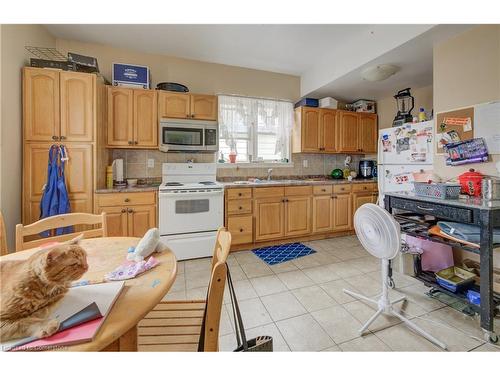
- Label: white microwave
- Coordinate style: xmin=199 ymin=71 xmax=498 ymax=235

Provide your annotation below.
xmin=159 ymin=119 xmax=218 ymax=152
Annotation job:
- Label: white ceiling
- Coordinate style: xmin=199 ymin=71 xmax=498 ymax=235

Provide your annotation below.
xmin=44 ymin=24 xmax=472 ymax=101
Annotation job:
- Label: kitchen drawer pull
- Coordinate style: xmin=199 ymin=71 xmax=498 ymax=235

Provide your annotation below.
xmin=321 ymin=189 xmax=326 ymax=192
xmin=417 ymin=205 xmax=434 ymax=211
xmin=124 ymin=198 xmax=130 ymax=202
xmin=239 ymin=206 xmax=243 ymax=210
xmin=239 ymin=228 xmax=244 ymax=232
xmin=60 ymin=136 xmax=66 ymax=140
xmin=238 ymin=193 xmax=242 ymax=196
xmin=121 ymin=209 xmax=126 ymax=213
xmin=127 ymin=208 xmax=134 ymax=213
xmin=128 ymin=141 xmax=133 ymax=145
xmin=52 ymin=135 xmax=59 ymax=140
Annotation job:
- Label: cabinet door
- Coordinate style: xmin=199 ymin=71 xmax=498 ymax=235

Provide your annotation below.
xmin=60 ymin=71 xmax=94 ymax=142
xmin=338 ymin=111 xmax=359 ymax=152
xmin=285 ymin=196 xmax=311 ymax=237
xmin=352 ymin=193 xmax=373 ymax=216
xmin=191 ymin=94 xmax=218 ymax=120
xmin=158 ymin=92 xmax=190 ymax=119
xmin=227 ymin=215 xmax=253 ymax=245
xmin=133 ymin=89 xmax=158 ymax=147
xmin=333 ymin=194 xmax=352 ymax=231
xmin=312 ymin=195 xmax=334 ymax=233
xmin=107 ymin=87 xmax=133 ymax=146
xmin=301 ymin=107 xmax=320 ymax=152
xmin=359 ymin=114 xmax=378 ymax=153
xmin=128 ymin=205 xmax=156 ymax=237
xmin=23 ymin=143 xmax=93 ymax=224
xmin=64 ymin=143 xmax=94 ymax=215
xmin=254 ymin=197 xmax=285 ymax=242
xmin=23 ymin=68 xmax=60 ymax=141
xmin=96 ymin=206 xmax=128 ymax=237
xmin=320 ymin=109 xmax=337 ymax=152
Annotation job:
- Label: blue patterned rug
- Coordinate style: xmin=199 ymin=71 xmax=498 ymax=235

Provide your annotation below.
xmin=252 ymin=243 xmax=316 ymax=265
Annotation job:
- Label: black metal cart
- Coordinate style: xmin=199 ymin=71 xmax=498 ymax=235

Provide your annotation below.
xmin=384 ymin=192 xmax=500 ymax=343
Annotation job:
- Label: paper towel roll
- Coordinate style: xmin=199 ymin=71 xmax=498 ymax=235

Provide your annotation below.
xmin=112 ymin=159 xmax=124 ymax=183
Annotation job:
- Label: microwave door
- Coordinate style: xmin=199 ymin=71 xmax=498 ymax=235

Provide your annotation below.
xmin=162 ymin=126 xmax=204 ymax=151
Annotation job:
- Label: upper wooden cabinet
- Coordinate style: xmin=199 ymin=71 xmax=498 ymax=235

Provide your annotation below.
xmin=337 ymin=111 xmax=359 ymax=153
xmin=158 ymin=92 xmax=218 ymax=121
xmin=358 ymin=113 xmax=378 ymax=153
xmin=293 ymin=106 xmax=378 ymax=154
xmin=24 ymin=68 xmax=96 ymax=142
xmin=107 ymin=87 xmax=158 ymax=148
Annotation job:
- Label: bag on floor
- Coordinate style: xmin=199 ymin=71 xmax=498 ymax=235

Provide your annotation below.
xmin=227 ymin=267 xmax=273 ymax=352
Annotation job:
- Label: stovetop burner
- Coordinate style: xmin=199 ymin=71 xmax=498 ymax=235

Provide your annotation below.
xmin=199 ymin=181 xmax=216 ymax=185
xmin=165 ymin=182 xmax=184 ymax=186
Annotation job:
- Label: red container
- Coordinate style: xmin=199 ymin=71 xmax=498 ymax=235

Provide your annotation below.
xmin=458 ymin=169 xmax=484 ymax=197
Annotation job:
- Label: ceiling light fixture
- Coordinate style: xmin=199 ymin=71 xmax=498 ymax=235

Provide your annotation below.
xmin=361 ymin=64 xmax=399 ymax=82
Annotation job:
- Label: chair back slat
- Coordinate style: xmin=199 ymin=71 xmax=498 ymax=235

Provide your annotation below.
xmin=15 ymin=212 xmax=107 ymax=252
xmin=0 ymin=212 xmax=8 ymax=255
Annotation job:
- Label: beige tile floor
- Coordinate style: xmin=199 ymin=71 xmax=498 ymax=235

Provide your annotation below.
xmin=164 ymin=236 xmax=500 ymax=352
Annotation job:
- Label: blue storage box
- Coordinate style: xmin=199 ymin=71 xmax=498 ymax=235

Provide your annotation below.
xmin=466 ymin=290 xmax=481 ymax=305
xmin=294 ymin=98 xmax=319 ymax=108
xmin=112 ymin=63 xmax=150 ymax=89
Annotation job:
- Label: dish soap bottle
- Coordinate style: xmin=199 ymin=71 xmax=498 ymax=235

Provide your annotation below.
xmin=418 ymin=107 xmax=427 ymax=122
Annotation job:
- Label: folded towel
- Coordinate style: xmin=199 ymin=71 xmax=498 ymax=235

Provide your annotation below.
xmin=437 ymin=222 xmax=500 ymax=244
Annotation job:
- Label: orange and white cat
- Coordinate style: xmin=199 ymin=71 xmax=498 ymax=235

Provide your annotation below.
xmin=0 ymin=236 xmax=88 ymax=341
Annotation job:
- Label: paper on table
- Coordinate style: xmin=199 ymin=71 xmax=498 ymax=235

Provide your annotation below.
xmin=475 ymin=101 xmax=500 ymax=154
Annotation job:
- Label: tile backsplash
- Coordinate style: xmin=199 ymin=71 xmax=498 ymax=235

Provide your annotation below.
xmin=111 ymin=149 xmax=374 ymax=179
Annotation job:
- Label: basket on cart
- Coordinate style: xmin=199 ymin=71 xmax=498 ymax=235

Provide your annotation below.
xmin=413 ymin=182 xmax=461 ymax=200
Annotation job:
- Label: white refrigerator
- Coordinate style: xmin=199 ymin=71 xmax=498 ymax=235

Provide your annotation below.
xmin=377 ymin=120 xmax=435 ymax=206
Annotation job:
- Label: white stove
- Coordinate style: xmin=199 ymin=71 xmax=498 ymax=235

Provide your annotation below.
xmin=158 ymin=163 xmax=224 ymax=260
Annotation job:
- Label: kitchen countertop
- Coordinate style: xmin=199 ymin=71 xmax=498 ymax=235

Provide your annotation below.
xmin=222 ymin=178 xmax=377 ymax=188
xmin=386 ymin=191 xmax=500 ymax=210
xmin=95 ymin=185 xmax=159 ymax=194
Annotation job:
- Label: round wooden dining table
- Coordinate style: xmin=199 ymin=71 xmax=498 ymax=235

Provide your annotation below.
xmin=0 ymin=237 xmax=177 ymax=351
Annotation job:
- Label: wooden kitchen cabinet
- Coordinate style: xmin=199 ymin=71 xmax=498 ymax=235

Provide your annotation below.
xmin=320 ymin=109 xmax=337 ymax=152
xmin=23 ymin=142 xmax=93 ymax=224
xmin=333 ymin=194 xmax=352 ymax=231
xmin=285 ymin=196 xmax=312 ymax=237
xmin=358 ymin=113 xmax=378 ymax=153
xmin=312 ymin=195 xmax=334 ymax=233
xmin=352 ymin=193 xmax=377 ymax=215
xmin=133 ymin=89 xmax=158 ymax=147
xmin=158 ymin=92 xmax=217 ymax=121
xmin=107 ymin=87 xmax=158 ymax=148
xmin=107 ymin=87 xmax=133 ymax=147
xmin=293 ymin=107 xmax=320 ymax=152
xmin=227 ymin=215 xmax=253 ymax=245
xmin=337 ymin=111 xmax=359 ymax=152
xmin=254 ymin=197 xmax=285 ymax=242
xmin=95 ymin=192 xmax=157 ymax=238
xmin=190 ymin=94 xmax=218 ymax=120
xmin=60 ymin=71 xmax=94 ymax=142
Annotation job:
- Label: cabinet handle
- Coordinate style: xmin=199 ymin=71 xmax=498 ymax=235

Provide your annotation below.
xmin=124 ymin=198 xmax=130 ymax=202
xmin=127 ymin=208 xmax=134 ymax=213
xmin=239 ymin=228 xmax=244 ymax=232
xmin=417 ymin=205 xmax=434 ymax=211
xmin=52 ymin=135 xmax=59 ymax=140
xmin=238 ymin=193 xmax=242 ymax=196
xmin=239 ymin=206 xmax=243 ymax=210
xmin=121 ymin=209 xmax=126 ymax=213
xmin=60 ymin=136 xmax=66 ymax=140
xmin=321 ymin=189 xmax=326 ymax=192
xmin=128 ymin=141 xmax=133 ymax=145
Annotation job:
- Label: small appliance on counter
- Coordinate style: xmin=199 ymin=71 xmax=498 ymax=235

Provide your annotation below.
xmin=359 ymin=159 xmax=375 ymax=179
xmin=458 ymin=168 xmax=484 ymax=197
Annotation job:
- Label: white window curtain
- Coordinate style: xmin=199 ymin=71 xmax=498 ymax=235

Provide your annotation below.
xmin=218 ymin=95 xmax=293 ymax=162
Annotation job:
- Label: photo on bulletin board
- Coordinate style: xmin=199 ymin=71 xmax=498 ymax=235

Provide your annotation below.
xmin=435 ymin=107 xmax=474 ymax=154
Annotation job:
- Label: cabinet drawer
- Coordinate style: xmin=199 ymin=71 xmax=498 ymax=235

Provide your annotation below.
xmin=253 ymin=187 xmax=284 ymax=198
xmin=227 ymin=199 xmax=252 ymax=215
xmin=226 ymin=188 xmax=252 ymax=200
xmin=333 ymin=184 xmax=352 ymax=194
xmin=227 ymin=215 xmax=253 ymax=245
xmin=313 ymin=185 xmax=332 ymax=195
xmin=285 ymin=186 xmax=312 ymax=196
xmin=390 ymin=197 xmax=473 ymax=223
xmin=352 ymin=183 xmax=376 ymax=193
xmin=96 ymin=192 xmax=156 ymax=207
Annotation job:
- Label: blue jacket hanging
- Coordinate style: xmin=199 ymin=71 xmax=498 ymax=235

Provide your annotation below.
xmin=39 ymin=145 xmax=72 ymax=237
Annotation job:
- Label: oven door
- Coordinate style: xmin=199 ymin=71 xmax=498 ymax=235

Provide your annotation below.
xmin=160 ymin=124 xmax=206 ymax=152
xmin=159 ymin=190 xmax=223 ymax=235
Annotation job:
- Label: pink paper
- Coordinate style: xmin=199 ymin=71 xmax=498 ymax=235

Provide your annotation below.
xmin=104 ymin=256 xmax=160 ymax=281
xmin=406 ymin=235 xmax=453 ymax=272
xmin=11 ymin=318 xmax=103 ymax=351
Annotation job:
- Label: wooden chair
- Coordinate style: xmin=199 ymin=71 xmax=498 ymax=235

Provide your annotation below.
xmin=15 ymin=212 xmax=108 ymax=252
xmin=0 ymin=211 xmax=8 ymax=255
xmin=138 ymin=228 xmax=232 ymax=352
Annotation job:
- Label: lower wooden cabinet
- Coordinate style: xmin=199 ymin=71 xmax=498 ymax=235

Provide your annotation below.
xmin=333 ymin=194 xmax=352 ymax=231
xmin=352 ymin=193 xmax=378 ymax=215
xmin=285 ymin=196 xmax=311 ymax=236
xmin=95 ymin=192 xmax=157 ymax=238
xmin=312 ymin=195 xmax=334 ymax=233
xmin=254 ymin=197 xmax=285 ymax=242
xmin=227 ymin=215 xmax=253 ymax=245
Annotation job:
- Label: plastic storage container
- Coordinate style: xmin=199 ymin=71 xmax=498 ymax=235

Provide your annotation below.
xmin=435 ymin=266 xmax=476 ymax=293
xmin=294 ymin=98 xmax=319 ymax=108
xmin=413 ymin=182 xmax=461 ymax=199
xmin=466 ymin=290 xmax=481 ymax=305
xmin=319 ymin=97 xmax=338 ymax=109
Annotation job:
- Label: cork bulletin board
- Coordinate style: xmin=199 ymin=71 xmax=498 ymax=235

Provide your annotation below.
xmin=436 ymin=106 xmax=474 ymax=153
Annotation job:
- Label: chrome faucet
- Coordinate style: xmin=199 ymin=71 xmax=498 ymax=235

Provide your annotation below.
xmin=267 ymin=168 xmax=273 ymax=181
